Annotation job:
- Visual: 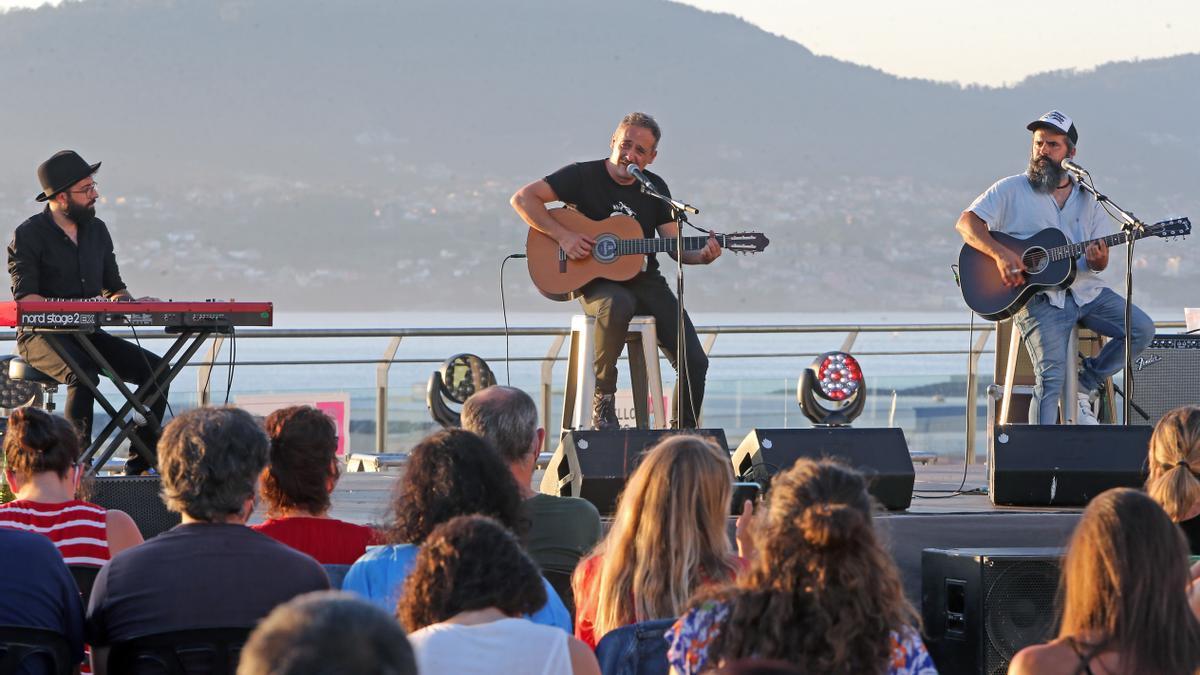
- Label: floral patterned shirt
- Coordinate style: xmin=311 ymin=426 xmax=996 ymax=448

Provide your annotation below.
xmin=665 ymin=599 xmax=938 ymax=674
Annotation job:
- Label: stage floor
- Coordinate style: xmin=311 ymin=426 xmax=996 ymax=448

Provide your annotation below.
xmin=312 ymin=459 xmax=1083 ymax=602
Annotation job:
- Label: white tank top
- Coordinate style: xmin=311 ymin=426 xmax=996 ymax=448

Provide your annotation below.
xmin=409 ymin=617 xmax=573 ymax=674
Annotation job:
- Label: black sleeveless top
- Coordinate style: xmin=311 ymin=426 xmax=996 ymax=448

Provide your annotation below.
xmin=1178 ymin=515 xmax=1200 ymax=555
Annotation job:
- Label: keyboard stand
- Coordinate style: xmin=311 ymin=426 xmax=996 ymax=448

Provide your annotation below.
xmin=31 ymin=325 xmax=226 ymax=476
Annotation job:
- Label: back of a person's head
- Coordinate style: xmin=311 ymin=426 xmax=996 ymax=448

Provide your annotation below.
xmin=1146 ymin=405 xmax=1200 ymax=521
xmin=387 ymin=428 xmax=522 ymax=544
xmin=238 ymin=591 xmax=416 ymax=675
xmin=460 ymin=386 xmax=538 ymax=465
xmin=2 ymin=407 xmax=80 ymax=479
xmin=711 ymin=458 xmax=915 ymax=675
xmin=261 ymin=405 xmax=339 ymax=517
xmin=398 ymin=514 xmax=545 ymax=632
xmin=158 ymin=407 xmax=269 ymax=522
xmin=584 ymin=434 xmax=735 ymax=640
xmin=1059 ymin=487 xmax=1200 ymax=675
xmin=716 ymin=659 xmax=807 ymax=675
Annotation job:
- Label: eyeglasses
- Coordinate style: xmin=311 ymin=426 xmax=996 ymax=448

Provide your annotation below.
xmin=69 ymin=182 xmax=99 ymax=196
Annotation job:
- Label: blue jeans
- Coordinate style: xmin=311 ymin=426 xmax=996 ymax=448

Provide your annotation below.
xmin=1013 ymin=288 xmax=1154 ymax=424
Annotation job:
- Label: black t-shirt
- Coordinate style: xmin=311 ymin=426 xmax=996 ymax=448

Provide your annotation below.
xmin=544 ymin=159 xmax=675 ymax=277
xmin=86 ymin=522 xmax=329 ymax=645
xmin=1179 ymin=515 xmax=1200 ymax=555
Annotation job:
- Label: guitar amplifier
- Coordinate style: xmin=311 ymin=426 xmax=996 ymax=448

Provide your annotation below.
xmin=1130 ymin=334 xmax=1200 ymax=425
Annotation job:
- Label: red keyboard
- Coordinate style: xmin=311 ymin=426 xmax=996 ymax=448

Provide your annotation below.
xmin=0 ymin=300 xmax=273 ymax=329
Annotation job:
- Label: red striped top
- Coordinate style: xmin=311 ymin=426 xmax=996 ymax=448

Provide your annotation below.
xmin=0 ymin=499 xmax=111 ymax=566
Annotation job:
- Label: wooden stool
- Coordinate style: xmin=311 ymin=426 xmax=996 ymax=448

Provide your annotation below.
xmin=561 ymin=315 xmax=666 ymax=431
xmin=998 ymin=321 xmax=1108 ymax=425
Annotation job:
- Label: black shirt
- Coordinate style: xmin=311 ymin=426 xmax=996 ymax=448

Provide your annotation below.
xmin=544 ymin=159 xmax=675 ymax=277
xmin=7 ymin=207 xmax=126 ymax=300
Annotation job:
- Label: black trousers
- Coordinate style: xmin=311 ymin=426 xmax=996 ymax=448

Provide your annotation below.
xmin=17 ymin=330 xmax=170 ymax=466
xmin=579 ymin=273 xmax=708 ymax=428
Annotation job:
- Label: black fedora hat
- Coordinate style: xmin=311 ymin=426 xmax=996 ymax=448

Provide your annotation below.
xmin=35 ymin=150 xmax=101 ymax=202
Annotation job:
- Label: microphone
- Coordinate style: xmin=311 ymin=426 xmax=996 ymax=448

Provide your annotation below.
xmin=625 ymin=163 xmax=656 ymax=191
xmin=1061 ymin=158 xmax=1089 ymax=177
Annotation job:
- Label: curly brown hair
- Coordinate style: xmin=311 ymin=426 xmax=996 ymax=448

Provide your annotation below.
xmin=260 ymin=406 xmax=339 ymax=517
xmin=386 ymin=428 xmax=525 ymax=545
xmin=397 ymin=515 xmax=546 ymax=631
xmin=3 ymin=408 xmax=81 ymax=478
xmin=700 ymin=458 xmax=918 ymax=675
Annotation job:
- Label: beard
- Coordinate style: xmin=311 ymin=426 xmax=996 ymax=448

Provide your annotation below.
xmin=64 ymin=200 xmax=95 ymax=225
xmin=1027 ymin=153 xmax=1067 ymax=194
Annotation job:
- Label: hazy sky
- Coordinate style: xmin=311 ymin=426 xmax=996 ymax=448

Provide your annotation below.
xmin=2 ymin=0 xmax=1197 ymax=86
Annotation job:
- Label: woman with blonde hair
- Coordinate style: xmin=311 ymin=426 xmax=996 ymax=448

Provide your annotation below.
xmin=1009 ymin=488 xmax=1200 ymax=675
xmin=1145 ymin=405 xmax=1200 ymax=553
xmin=572 ymin=434 xmax=742 ymax=648
xmin=666 ymin=458 xmax=933 ymax=675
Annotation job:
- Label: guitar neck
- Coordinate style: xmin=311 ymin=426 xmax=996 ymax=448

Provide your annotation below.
xmin=1049 ymin=228 xmax=1147 ymax=262
xmin=619 ymin=235 xmax=724 ymax=255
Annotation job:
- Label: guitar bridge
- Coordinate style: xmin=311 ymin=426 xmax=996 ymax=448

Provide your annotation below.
xmin=558 ymin=248 xmax=567 ymax=273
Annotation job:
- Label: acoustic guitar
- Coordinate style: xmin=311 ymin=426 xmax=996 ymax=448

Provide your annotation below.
xmin=526 ymin=208 xmax=769 ymax=301
xmin=957 ymin=217 xmax=1190 ymax=321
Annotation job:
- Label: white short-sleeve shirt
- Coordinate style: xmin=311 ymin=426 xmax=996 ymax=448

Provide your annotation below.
xmin=968 ymin=173 xmax=1114 ymax=308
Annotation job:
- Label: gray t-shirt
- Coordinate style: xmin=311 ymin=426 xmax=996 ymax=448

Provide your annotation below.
xmin=968 ymin=173 xmax=1113 ymax=308
xmin=86 ymin=522 xmax=329 ymax=645
xmin=523 ymin=493 xmax=602 ymax=576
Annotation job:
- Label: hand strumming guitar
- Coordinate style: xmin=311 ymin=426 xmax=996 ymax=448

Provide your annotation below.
xmin=557 ymin=229 xmax=595 ymax=260
xmin=994 ymin=249 xmax=1027 ymax=288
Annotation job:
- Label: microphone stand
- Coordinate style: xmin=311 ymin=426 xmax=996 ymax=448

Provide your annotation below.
xmin=636 ymin=178 xmax=701 ymax=430
xmin=1071 ymin=171 xmax=1145 ymax=425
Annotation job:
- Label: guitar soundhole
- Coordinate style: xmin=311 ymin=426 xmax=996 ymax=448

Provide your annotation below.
xmin=1023 ymin=246 xmax=1049 ymax=274
xmin=593 ymin=234 xmax=619 ymax=263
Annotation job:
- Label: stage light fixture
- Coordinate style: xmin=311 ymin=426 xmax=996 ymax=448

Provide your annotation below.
xmin=426 ymin=353 xmax=496 ymax=428
xmin=798 ymin=351 xmax=866 ymax=426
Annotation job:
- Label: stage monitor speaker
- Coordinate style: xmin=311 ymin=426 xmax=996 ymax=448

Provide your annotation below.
xmin=1129 ymin=334 xmax=1200 ymax=426
xmin=540 ymin=429 xmax=728 ymax=515
xmin=922 ymin=547 xmax=1062 ymax=675
xmin=989 ymin=424 xmax=1150 ymax=506
xmin=730 ymin=427 xmax=914 ymax=510
xmin=86 ymin=476 xmax=181 ymax=539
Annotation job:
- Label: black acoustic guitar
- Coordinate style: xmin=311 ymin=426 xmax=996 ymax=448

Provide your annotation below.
xmin=958 ymin=217 xmax=1190 ymax=321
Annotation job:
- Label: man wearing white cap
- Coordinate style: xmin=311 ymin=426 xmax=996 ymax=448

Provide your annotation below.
xmin=955 ymin=111 xmax=1154 ymax=424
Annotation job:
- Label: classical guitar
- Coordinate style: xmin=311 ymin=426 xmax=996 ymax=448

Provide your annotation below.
xmin=958 ymin=217 xmax=1190 ymax=321
xmin=526 ymin=208 xmax=769 ymax=301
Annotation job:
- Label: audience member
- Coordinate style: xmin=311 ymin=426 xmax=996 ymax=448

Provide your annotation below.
xmin=400 ymin=514 xmax=600 ymax=675
xmin=0 ymin=407 xmax=143 ymax=563
xmin=1145 ymin=405 xmax=1200 ymax=554
xmin=251 ymin=405 xmax=379 ymax=564
xmin=0 ymin=528 xmax=86 ymax=671
xmin=461 ymin=386 xmax=602 ymax=576
xmin=1009 ymin=488 xmax=1200 ymax=675
xmin=237 ymin=591 xmax=416 ymax=675
xmin=666 ymin=458 xmax=934 ymax=675
xmin=343 ymin=428 xmax=571 ymax=631
xmin=573 ymin=434 xmax=742 ymax=648
xmin=86 ymin=407 xmax=329 ymax=649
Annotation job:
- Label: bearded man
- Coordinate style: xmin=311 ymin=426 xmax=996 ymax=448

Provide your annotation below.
xmin=955 ymin=111 xmax=1154 ymax=425
xmin=7 ymin=150 xmax=170 ymax=473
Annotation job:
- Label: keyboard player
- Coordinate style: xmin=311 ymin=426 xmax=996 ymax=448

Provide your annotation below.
xmin=6 ymin=150 xmax=169 ymax=475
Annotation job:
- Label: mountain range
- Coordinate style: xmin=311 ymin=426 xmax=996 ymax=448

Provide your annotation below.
xmin=0 ymin=0 xmax=1195 ymax=314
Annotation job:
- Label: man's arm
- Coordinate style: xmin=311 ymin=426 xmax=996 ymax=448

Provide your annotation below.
xmin=657 ymin=221 xmax=720 ymax=265
xmin=955 ymin=210 xmax=1025 ymax=288
xmin=510 ymin=180 xmax=594 ymax=260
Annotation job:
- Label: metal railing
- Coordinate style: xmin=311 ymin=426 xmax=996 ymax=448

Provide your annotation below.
xmin=2 ymin=319 xmax=1184 ymax=459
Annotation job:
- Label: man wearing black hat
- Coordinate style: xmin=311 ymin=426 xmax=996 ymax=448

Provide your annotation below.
xmin=955 ymin=111 xmax=1155 ymax=425
xmin=7 ymin=150 xmax=169 ymax=474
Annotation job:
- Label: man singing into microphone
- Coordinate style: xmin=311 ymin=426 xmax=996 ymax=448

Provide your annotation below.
xmin=7 ymin=150 xmax=170 ymax=473
xmin=955 ymin=111 xmax=1155 ymax=424
xmin=511 ymin=112 xmax=720 ymax=429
